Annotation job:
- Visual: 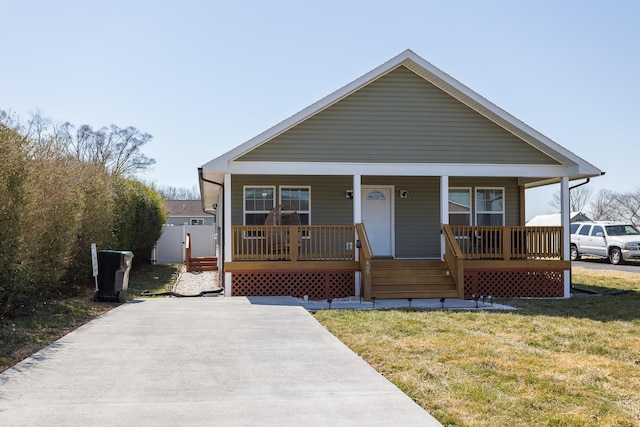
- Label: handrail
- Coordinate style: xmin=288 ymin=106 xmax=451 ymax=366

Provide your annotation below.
xmin=441 ymin=224 xmax=464 ymax=298
xmin=355 ymin=223 xmax=373 ymax=301
xmin=354 ymin=223 xmax=373 ymax=260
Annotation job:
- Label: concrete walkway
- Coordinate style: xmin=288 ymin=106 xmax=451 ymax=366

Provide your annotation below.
xmin=0 ymin=297 xmax=442 ymax=426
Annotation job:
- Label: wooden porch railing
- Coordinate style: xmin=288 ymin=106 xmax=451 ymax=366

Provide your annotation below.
xmin=355 ymin=223 xmax=373 ymax=301
xmin=231 ymin=225 xmax=356 ymax=261
xmin=441 ymin=224 xmax=465 ymax=298
xmin=447 ymin=225 xmax=563 ymax=260
xmin=185 ymin=232 xmax=217 ymax=272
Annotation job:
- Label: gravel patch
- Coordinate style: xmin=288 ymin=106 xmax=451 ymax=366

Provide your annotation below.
xmin=172 ymin=269 xmax=221 ymax=296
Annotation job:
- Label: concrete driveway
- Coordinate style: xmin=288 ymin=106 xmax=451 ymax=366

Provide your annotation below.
xmin=0 ymin=297 xmax=441 ymax=426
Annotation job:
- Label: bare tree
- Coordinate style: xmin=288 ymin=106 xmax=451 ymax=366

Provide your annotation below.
xmin=549 ymin=185 xmax=593 ymax=213
xmin=1 ymin=110 xmax=68 ymax=160
xmin=0 ymin=110 xmax=155 ymax=177
xmin=589 ymin=189 xmax=618 ymax=221
xmin=610 ymin=190 xmax=640 ymax=224
xmin=72 ymin=124 xmax=155 ymax=176
xmin=589 ymin=188 xmax=640 ymax=224
xmin=154 ymin=184 xmax=200 ymax=200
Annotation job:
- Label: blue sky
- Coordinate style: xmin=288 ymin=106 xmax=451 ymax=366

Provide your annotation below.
xmin=2 ymin=1 xmax=638 ymax=220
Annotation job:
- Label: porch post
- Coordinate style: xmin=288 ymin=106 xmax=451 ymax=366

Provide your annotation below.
xmin=353 ymin=175 xmax=362 ymax=223
xmin=560 ymin=176 xmax=571 ymax=298
xmin=519 ymin=185 xmax=526 ymax=226
xmin=224 ymin=173 xmax=233 ymax=297
xmin=440 ymin=175 xmax=449 ymax=260
xmin=353 ymin=175 xmax=362 ymax=297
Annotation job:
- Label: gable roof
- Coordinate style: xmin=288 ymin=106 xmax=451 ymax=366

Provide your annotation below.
xmin=526 ymin=212 xmax=592 ymax=226
xmin=164 ymin=200 xmax=205 ymax=217
xmin=200 ymin=50 xmax=602 ymax=209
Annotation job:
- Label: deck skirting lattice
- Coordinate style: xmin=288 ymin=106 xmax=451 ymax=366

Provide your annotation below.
xmin=232 ymin=271 xmax=354 ymax=300
xmin=464 ymin=268 xmax=564 ymax=299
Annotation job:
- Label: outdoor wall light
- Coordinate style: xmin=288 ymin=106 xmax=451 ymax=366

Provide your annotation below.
xmin=345 ymin=190 xmax=354 ymax=199
xmin=400 ymin=190 xmax=409 ymax=199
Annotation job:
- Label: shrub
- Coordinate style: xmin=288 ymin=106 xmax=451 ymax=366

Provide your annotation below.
xmin=0 ymin=113 xmax=163 ymax=317
xmin=18 ymin=157 xmax=85 ymax=295
xmin=0 ymin=125 xmax=28 ymax=318
xmin=63 ymin=164 xmax=117 ymax=285
xmin=112 ymin=178 xmax=167 ymax=265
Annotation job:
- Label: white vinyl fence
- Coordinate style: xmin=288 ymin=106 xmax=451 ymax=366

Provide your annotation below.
xmin=153 ymin=224 xmax=215 ymax=264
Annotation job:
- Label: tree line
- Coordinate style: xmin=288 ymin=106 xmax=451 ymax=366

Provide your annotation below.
xmin=0 ymin=111 xmax=166 ymax=318
xmin=550 ymin=185 xmax=640 ymax=225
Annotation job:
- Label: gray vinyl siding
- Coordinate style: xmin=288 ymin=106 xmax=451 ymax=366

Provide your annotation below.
xmin=238 ymin=66 xmax=559 ymax=165
xmin=231 ymin=175 xmax=353 ymax=225
xmin=363 ymin=176 xmax=442 ymax=258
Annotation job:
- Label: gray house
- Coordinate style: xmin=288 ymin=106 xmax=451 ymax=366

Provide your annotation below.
xmin=199 ymin=50 xmax=602 ymax=300
xmin=164 ymin=200 xmax=214 ymax=226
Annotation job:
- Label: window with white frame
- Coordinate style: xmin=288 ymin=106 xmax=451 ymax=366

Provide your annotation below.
xmin=279 ymin=186 xmax=310 ymax=225
xmin=448 ymin=188 xmax=471 ymax=226
xmin=190 ymin=218 xmax=204 ymax=225
xmin=475 ymin=188 xmax=505 ymax=226
xmin=243 ymin=186 xmax=275 ymax=225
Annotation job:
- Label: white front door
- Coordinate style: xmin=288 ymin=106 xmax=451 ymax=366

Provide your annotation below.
xmin=361 ymin=186 xmax=393 ymax=256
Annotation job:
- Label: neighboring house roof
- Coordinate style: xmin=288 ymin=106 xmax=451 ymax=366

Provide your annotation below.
xmin=449 ymin=200 xmax=470 ymax=213
xmin=200 ymin=49 xmax=603 ymax=211
xmin=164 ymin=200 xmax=205 ymax=218
xmin=526 ymin=212 xmax=591 ymax=226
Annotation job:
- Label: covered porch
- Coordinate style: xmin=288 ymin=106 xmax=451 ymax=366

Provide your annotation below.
xmin=224 ymin=222 xmax=568 ymax=300
xmin=211 ymin=172 xmax=577 ymax=299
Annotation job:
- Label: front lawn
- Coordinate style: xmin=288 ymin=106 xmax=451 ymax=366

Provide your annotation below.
xmin=314 ymin=267 xmax=640 ymax=426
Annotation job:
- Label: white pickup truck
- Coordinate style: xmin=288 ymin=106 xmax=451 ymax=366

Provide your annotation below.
xmin=570 ymin=221 xmax=640 ymax=264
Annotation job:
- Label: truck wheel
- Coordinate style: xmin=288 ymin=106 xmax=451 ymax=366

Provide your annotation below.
xmin=609 ymin=248 xmax=623 ymax=265
xmin=570 ymin=245 xmax=580 ymax=261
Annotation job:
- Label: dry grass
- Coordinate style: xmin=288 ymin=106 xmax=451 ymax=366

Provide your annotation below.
xmin=0 ymin=288 xmax=113 ymax=373
xmin=0 ymin=264 xmax=180 ymax=373
xmin=315 ymin=267 xmax=640 ymax=426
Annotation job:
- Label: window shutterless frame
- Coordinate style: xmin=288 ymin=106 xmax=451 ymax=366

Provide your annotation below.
xmin=448 ymin=187 xmax=472 ymax=227
xmin=475 ymin=187 xmax=505 ymax=226
xmin=243 ymin=186 xmax=276 ymax=238
xmin=278 ymin=186 xmax=311 ymax=225
xmin=279 ymin=186 xmax=311 ymax=238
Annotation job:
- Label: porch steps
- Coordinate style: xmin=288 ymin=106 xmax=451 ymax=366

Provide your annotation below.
xmin=187 ymin=257 xmax=218 ymax=272
xmin=370 ymin=259 xmax=458 ymax=299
